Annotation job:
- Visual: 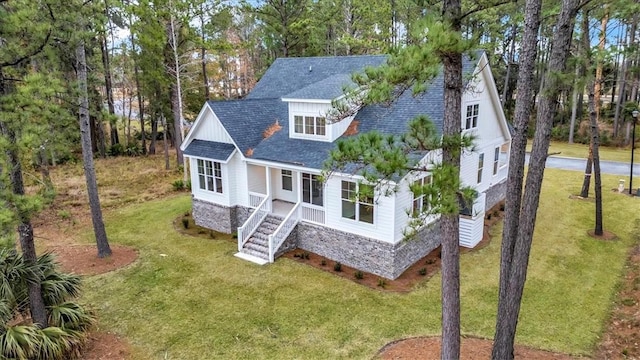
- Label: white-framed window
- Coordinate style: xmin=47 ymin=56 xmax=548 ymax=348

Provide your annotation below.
xmin=493 ymin=147 xmax=500 ymax=175
xmin=412 ymin=174 xmax=433 ymax=215
xmin=294 ymin=116 xmax=304 ymax=133
xmin=499 ymin=143 xmax=509 ymax=168
xmin=302 ymin=173 xmax=323 ymax=206
xmin=282 ymin=169 xmax=292 ymax=191
xmin=294 ymin=115 xmax=326 ymax=136
xmin=197 ymin=159 xmax=223 ymax=193
xmin=477 ymin=153 xmax=484 ymax=184
xmin=341 ymin=181 xmax=374 ymax=224
xmin=464 ymin=104 xmax=479 ymax=130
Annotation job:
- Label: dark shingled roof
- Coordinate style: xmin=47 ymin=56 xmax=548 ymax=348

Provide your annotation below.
xmin=247 ymin=55 xmax=387 ymax=100
xmin=183 ymin=139 xmax=236 ymax=161
xmin=207 ymin=99 xmax=288 ymax=155
xmin=199 ymin=51 xmax=484 ymax=169
xmin=283 ymin=74 xmax=356 ymax=101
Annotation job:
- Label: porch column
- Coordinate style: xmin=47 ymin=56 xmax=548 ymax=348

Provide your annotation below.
xmin=265 ymin=166 xmax=271 ymax=196
xmin=265 ymin=166 xmax=271 ymax=210
xmin=297 ymin=171 xmax=302 ymax=203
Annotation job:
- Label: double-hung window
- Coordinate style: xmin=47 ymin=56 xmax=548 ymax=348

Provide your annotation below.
xmin=341 ymin=181 xmax=374 ymax=224
xmin=493 ymin=147 xmax=500 ymax=175
xmin=464 ymin=104 xmax=479 ymax=130
xmin=197 ymin=159 xmax=223 ymax=193
xmin=412 ymin=174 xmax=433 ymax=215
xmin=282 ymin=170 xmax=292 ymax=191
xmin=294 ymin=115 xmax=326 ymax=136
xmin=302 ymin=173 xmax=323 ymax=206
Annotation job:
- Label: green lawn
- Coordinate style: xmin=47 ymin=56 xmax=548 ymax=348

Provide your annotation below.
xmin=81 ymin=169 xmax=639 ymax=359
xmin=527 ymin=141 xmax=636 ymax=163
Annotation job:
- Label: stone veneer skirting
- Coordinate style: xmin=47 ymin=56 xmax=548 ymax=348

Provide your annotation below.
xmin=192 ymin=197 xmax=441 ymax=280
xmin=192 ymin=198 xmax=253 ymax=234
xmin=485 ymin=180 xmax=507 ymax=211
xmin=296 ymin=221 xmax=441 ymax=280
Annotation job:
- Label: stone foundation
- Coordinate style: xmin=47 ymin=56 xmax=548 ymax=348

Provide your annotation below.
xmin=485 ymin=180 xmax=507 ymax=211
xmin=296 ymin=222 xmax=440 ymax=280
xmin=192 ymin=198 xmax=252 ymax=235
xmin=192 ymin=198 xmax=441 ymax=280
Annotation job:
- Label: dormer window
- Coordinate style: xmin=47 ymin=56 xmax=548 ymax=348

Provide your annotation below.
xmin=294 ymin=115 xmax=326 ymax=136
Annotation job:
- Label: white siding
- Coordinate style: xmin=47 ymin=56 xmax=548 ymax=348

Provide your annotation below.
xmin=329 ymin=115 xmax=355 ymax=141
xmin=189 ymin=157 xmax=231 ymax=206
xmin=460 ymin=62 xmax=509 ymax=193
xmin=247 ymin=164 xmax=267 ymax=194
xmin=193 ymin=107 xmax=235 ymax=144
xmin=271 ymin=169 xmax=298 ymax=203
xmin=226 ymin=152 xmax=246 ymax=206
xmin=323 ymin=175 xmax=395 ymax=243
xmin=287 ymin=101 xmax=355 ymax=142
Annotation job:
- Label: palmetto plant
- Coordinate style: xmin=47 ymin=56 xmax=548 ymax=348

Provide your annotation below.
xmin=0 ymin=249 xmax=94 ymax=359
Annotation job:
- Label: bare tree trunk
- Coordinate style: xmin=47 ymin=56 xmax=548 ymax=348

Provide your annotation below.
xmin=101 ymin=35 xmax=119 ymax=146
xmin=76 ymin=41 xmax=112 ymax=258
xmin=588 ymin=78 xmax=604 ymax=235
xmin=129 ymin=12 xmax=146 ymax=155
xmin=440 ymin=0 xmax=462 ymax=358
xmin=569 ymin=54 xmax=583 ymax=144
xmin=168 ymin=11 xmax=185 ymax=173
xmin=579 ymin=12 xmax=592 ymax=199
xmin=200 ymin=6 xmax=210 ymax=100
xmin=493 ymin=1 xmax=580 ymax=359
xmin=492 ymin=0 xmax=542 ymax=358
xmin=150 ymin=115 xmax=158 ymax=155
xmin=501 ymin=22 xmax=518 ymax=107
xmin=594 ymin=8 xmax=608 ymax=124
xmin=161 ymin=114 xmax=170 ymax=170
xmin=0 ymin=119 xmax=48 ymax=328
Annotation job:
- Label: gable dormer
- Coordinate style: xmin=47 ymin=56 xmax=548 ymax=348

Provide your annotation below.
xmin=282 ymin=73 xmax=358 ymax=143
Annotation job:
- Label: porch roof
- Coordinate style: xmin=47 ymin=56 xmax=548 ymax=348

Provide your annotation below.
xmin=183 ymin=140 xmax=236 ymax=162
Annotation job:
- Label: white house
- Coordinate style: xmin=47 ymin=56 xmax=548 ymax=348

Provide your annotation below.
xmin=180 ymin=51 xmax=511 ymax=280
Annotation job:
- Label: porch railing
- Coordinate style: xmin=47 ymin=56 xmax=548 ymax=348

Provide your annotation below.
xmin=249 ymin=191 xmax=267 ymax=208
xmin=238 ymin=194 xmax=271 ymax=251
xmin=301 ymin=204 xmax=325 ymax=224
xmin=268 ymin=202 xmax=301 ymax=263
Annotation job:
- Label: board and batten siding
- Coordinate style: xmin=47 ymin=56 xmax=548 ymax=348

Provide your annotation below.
xmin=323 ymin=175 xmax=395 ymax=243
xmin=192 ymin=106 xmax=235 ymax=144
xmin=460 ymin=63 xmax=509 ymax=193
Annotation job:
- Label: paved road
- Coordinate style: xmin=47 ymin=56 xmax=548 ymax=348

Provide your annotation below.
xmin=525 ymin=154 xmax=640 ymax=177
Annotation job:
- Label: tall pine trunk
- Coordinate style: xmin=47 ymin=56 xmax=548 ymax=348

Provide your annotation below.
xmin=588 ymin=77 xmax=604 ymax=235
xmin=440 ymin=0 xmax=462 ymax=358
xmin=492 ymin=1 xmax=580 ymax=359
xmin=76 ymin=41 xmax=112 ymax=258
xmin=579 ymin=12 xmax=592 ymax=199
xmin=0 ymin=119 xmax=48 ymax=328
xmin=492 ymin=0 xmax=542 ymax=357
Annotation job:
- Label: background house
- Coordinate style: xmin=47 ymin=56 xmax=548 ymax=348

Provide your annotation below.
xmin=180 ymin=51 xmax=510 ymax=280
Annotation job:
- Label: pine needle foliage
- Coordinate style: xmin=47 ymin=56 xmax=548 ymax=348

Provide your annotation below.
xmin=323 ymin=18 xmax=478 ymax=238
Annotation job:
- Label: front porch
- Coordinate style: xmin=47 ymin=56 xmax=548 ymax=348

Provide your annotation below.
xmin=236 ymin=164 xmax=327 ymax=265
xmin=246 ymin=163 xmax=326 ymax=224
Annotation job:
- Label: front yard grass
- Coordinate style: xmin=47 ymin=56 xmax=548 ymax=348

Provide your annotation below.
xmin=81 ymin=169 xmax=639 ymax=359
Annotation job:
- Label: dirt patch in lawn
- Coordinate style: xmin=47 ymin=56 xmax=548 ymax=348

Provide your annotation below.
xmin=81 ymin=332 xmax=131 ymax=360
xmin=587 ymin=229 xmax=618 ymax=241
xmin=375 ymin=336 xmax=583 ymax=360
xmin=594 ymin=238 xmax=640 ymax=359
xmin=48 ymin=244 xmax=138 ymax=276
